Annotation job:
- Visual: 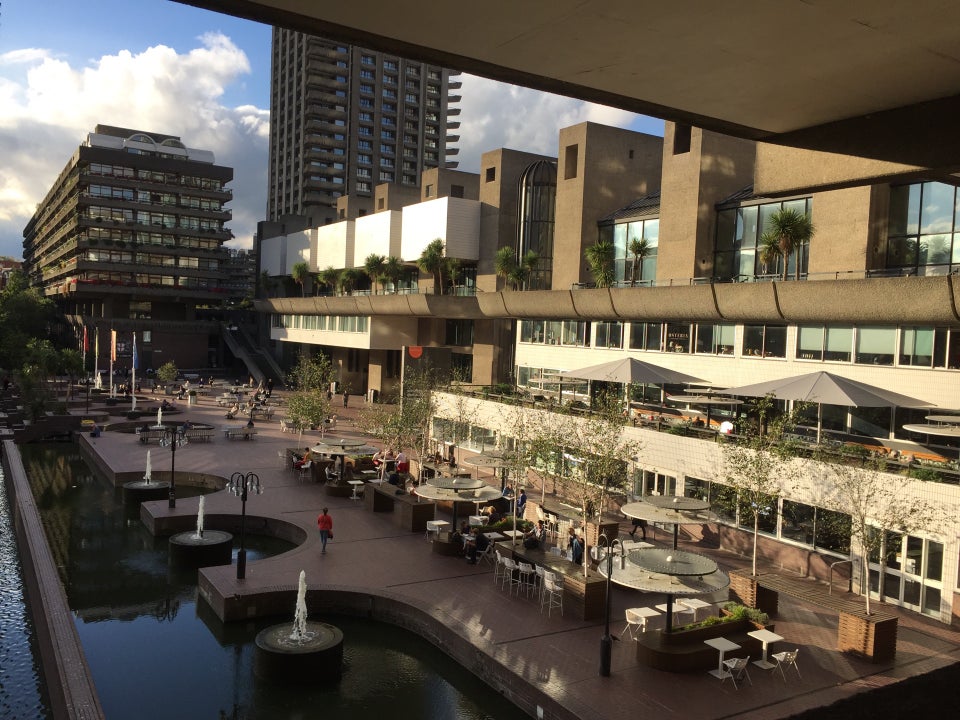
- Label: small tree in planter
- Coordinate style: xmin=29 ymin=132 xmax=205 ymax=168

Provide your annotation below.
xmin=721 ymin=397 xmax=803 ymax=576
xmin=824 ymin=461 xmax=942 ymax=615
xmin=156 ymin=361 xmax=179 ymax=390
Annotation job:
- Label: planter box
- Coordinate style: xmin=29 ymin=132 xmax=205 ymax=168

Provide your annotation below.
xmin=636 ymin=617 xmax=771 ymax=672
xmin=838 ymin=612 xmax=898 ymax=663
xmin=729 ymin=572 xmax=779 ymax=616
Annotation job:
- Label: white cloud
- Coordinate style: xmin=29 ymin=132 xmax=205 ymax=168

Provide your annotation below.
xmin=0 ymin=33 xmax=268 ymax=258
xmin=0 ymin=48 xmax=53 ymax=65
xmin=454 ymin=74 xmax=660 ymax=171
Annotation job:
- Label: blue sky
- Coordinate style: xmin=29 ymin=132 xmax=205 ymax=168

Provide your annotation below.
xmin=0 ymin=0 xmax=661 ymax=260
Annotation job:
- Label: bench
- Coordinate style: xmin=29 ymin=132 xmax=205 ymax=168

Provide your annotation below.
xmin=730 ymin=570 xmax=899 ymax=662
xmin=136 ymin=428 xmax=166 ymax=444
xmin=184 ymin=427 xmax=214 ymax=442
xmin=225 ymin=428 xmax=257 ymax=441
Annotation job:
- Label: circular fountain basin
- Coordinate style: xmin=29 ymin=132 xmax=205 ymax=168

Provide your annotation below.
xmin=122 ymin=480 xmax=170 ymax=504
xmin=255 ymin=621 xmax=344 ymax=684
xmin=168 ymin=529 xmax=233 ymax=567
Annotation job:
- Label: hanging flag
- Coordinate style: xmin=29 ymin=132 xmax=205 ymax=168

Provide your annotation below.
xmin=83 ymin=326 xmax=89 ymax=352
xmin=94 ymin=328 xmax=100 ymax=366
xmin=132 ymin=332 xmax=139 ymax=370
xmin=110 ymin=329 xmax=117 ymax=362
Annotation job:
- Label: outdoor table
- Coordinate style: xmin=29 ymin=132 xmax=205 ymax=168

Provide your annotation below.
xmin=628 ymin=606 xmax=661 ymax=633
xmin=426 ymin=520 xmax=450 ymax=539
xmin=502 ymin=529 xmax=523 ymax=539
xmin=483 ymin=531 xmax=505 ymax=542
xmin=468 ymin=515 xmax=485 ymax=527
xmin=348 ymin=479 xmax=365 ymax=500
xmin=679 ymin=597 xmax=713 ymax=622
xmin=656 ymin=602 xmax=694 ymax=626
xmin=747 ymin=628 xmax=784 ymax=669
xmin=704 ymin=637 xmax=741 ymax=679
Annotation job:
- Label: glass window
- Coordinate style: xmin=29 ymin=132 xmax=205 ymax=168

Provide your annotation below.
xmin=594 ymin=322 xmax=622 ymax=349
xmin=900 ymin=327 xmax=934 ymax=366
xmin=743 ymin=325 xmax=786 ymax=358
xmin=630 ymin=322 xmax=662 ymax=351
xmin=856 ymin=326 xmax=896 ymax=365
xmin=695 ymin=323 xmax=735 ymax=354
xmin=665 ymin=323 xmax=691 ymax=353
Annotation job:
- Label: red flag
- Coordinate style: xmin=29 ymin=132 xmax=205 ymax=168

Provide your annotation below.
xmin=83 ymin=326 xmax=89 ymax=352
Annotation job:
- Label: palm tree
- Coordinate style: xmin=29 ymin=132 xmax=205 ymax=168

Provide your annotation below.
xmin=417 ymin=238 xmax=447 ymax=295
xmin=628 ymin=237 xmax=652 ymax=287
xmin=585 ymin=238 xmax=615 ymax=288
xmin=498 ymin=249 xmax=540 ymax=290
xmin=319 ymin=266 xmax=341 ymax=295
xmin=337 ymin=268 xmax=361 ymax=295
xmin=291 ymin=261 xmax=310 ymax=297
xmin=383 ymin=256 xmax=404 ymax=293
xmin=758 ymin=208 xmax=814 ymax=281
xmin=364 ymin=254 xmax=386 ymax=294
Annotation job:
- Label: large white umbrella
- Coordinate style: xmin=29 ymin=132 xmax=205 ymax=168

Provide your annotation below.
xmin=560 ymin=357 xmax=703 ymax=386
xmin=719 ymin=370 xmax=932 ymax=442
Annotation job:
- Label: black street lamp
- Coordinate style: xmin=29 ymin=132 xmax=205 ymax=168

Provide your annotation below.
xmin=598 ymin=535 xmax=623 ymax=677
xmin=160 ymin=425 xmax=188 ymax=508
xmin=227 ymin=471 xmax=261 ymax=580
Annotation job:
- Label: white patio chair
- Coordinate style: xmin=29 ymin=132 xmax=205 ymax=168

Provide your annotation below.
xmin=619 ymin=608 xmax=645 ymax=640
xmin=722 ymin=657 xmax=752 ymax=690
xmin=771 ymin=649 xmax=801 ymax=681
xmin=297 ymin=460 xmax=312 ymax=483
xmin=500 ymin=557 xmax=520 ymax=594
xmin=493 ymin=550 xmax=506 ymax=584
xmin=540 ymin=573 xmax=564 ymax=617
xmin=517 ymin=562 xmax=536 ymax=598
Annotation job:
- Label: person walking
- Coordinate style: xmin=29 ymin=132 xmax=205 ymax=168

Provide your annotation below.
xmin=317 ymin=507 xmax=333 ymax=554
xmin=342 ymin=391 xmax=349 ymax=408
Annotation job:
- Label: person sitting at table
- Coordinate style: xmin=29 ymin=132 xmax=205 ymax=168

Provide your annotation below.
xmin=372 ymin=449 xmax=385 ymax=468
xmin=568 ymin=527 xmax=584 ymax=565
xmin=523 ymin=520 xmax=546 ymax=549
xmin=466 ymin=528 xmax=490 ymax=564
xmin=480 ymin=505 xmax=501 ymax=524
xmin=516 ymin=489 xmax=527 ymax=519
xmin=294 ymin=448 xmax=313 ymax=469
xmin=395 ymin=450 xmax=409 ymax=474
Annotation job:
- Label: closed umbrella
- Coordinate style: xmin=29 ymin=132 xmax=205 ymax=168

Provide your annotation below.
xmin=719 ymin=371 xmax=931 ymax=442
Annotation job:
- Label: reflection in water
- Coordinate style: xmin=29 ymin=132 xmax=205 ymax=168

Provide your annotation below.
xmin=0 ymin=464 xmax=52 ymax=719
xmin=22 ymin=443 xmax=525 ymax=720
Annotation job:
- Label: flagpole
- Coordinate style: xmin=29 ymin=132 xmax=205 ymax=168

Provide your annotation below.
xmin=131 ymin=331 xmax=137 ymax=412
xmin=110 ymin=328 xmax=115 ymax=396
xmin=94 ymin=328 xmax=100 ymax=387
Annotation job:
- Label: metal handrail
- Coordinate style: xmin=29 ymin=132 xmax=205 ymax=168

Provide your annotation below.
xmin=829 ymin=559 xmax=853 ymax=595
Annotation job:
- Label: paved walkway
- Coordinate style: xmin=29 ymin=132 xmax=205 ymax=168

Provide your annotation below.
xmin=85 ymin=390 xmax=960 ymax=720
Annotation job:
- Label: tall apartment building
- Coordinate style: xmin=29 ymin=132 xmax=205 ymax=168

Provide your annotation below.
xmin=267 ymin=28 xmax=461 ymax=225
xmin=22 ymin=125 xmax=234 ymax=371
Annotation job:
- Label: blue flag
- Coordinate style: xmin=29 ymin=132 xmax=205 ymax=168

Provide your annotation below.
xmin=132 ymin=332 xmax=139 ymax=370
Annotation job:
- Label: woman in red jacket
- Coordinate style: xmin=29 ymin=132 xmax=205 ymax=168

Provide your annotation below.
xmin=317 ymin=507 xmax=333 ymax=554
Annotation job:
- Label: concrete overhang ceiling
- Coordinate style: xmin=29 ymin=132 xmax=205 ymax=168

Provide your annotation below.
xmin=178 ymin=0 xmax=960 ymax=170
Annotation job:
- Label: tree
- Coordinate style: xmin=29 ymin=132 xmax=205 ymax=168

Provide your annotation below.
xmin=628 ymin=237 xmax=652 ymax=287
xmin=418 ymin=238 xmax=450 ymax=295
xmin=58 ymin=348 xmax=84 ymax=402
xmin=758 ymin=208 xmax=814 ymax=281
xmin=823 ymin=462 xmax=941 ymax=615
xmin=383 ymin=256 xmax=404 ymax=293
xmin=364 ymin=254 xmax=387 ymax=294
xmin=285 ymin=353 xmax=335 ymax=445
xmin=156 ymin=361 xmax=179 ymax=385
xmin=721 ymin=402 xmax=802 ymax=575
xmin=337 ymin=268 xmax=361 ymax=295
xmin=585 ymin=238 xmax=615 ymax=288
xmin=494 ymin=246 xmax=539 ymax=290
xmin=557 ymin=391 xmax=640 ymax=575
xmin=291 ymin=261 xmax=311 ymax=297
xmin=319 ymin=266 xmax=341 ymax=295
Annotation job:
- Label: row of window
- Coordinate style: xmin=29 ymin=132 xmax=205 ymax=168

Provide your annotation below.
xmin=85 ymin=163 xmax=224 ymax=191
xmin=273 ymin=314 xmax=369 ymax=333
xmin=519 ymin=319 xmax=960 ymax=369
xmin=86 ymin=185 xmax=223 ymax=212
xmin=83 ymin=229 xmax=220 ymax=251
xmin=82 ymin=250 xmax=218 ymax=270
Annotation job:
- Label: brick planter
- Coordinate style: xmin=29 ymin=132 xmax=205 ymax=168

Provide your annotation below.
xmin=729 ymin=571 xmax=779 ymax=616
xmin=838 ymin=611 xmax=898 ymax=663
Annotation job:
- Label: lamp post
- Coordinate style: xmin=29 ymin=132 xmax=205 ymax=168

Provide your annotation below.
xmin=598 ymin=535 xmax=623 ymax=677
xmin=227 ymin=471 xmax=261 ymax=580
xmin=160 ymin=425 xmax=188 ymax=508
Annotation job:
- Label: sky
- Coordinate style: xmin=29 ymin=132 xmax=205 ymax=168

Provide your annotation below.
xmin=0 ymin=0 xmax=663 ymax=260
